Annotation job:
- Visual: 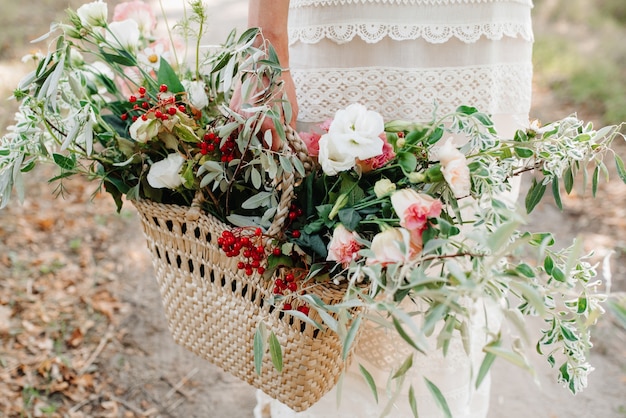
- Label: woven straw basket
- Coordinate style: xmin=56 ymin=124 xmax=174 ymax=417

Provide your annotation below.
xmin=132 ymin=131 xmax=354 ymax=411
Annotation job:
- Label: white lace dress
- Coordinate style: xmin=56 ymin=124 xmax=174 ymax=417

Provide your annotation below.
xmin=256 ymin=1 xmax=534 ymax=417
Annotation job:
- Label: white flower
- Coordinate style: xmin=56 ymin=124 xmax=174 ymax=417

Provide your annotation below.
xmin=317 ymin=103 xmax=385 ymax=175
xmin=432 ymin=138 xmax=470 ymax=198
xmin=106 ymin=20 xmax=141 ymax=51
xmin=77 ymin=1 xmax=108 ymax=27
xmin=137 ymin=43 xmax=166 ymax=71
xmin=88 ymin=61 xmax=114 ymax=81
xmin=368 ymin=228 xmax=411 ymax=266
xmin=129 ymin=117 xmax=160 ymax=143
xmin=182 ymin=80 xmax=209 ymax=110
xmin=317 ymin=133 xmax=358 ymax=175
xmin=147 ymin=153 xmax=185 ymax=189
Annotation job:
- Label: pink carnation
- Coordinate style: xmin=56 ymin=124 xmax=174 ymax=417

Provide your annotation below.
xmin=299 ymin=131 xmax=321 ymax=157
xmin=391 ymin=189 xmax=442 ymax=235
xmin=327 ymin=224 xmax=362 ymax=268
xmin=113 ymin=0 xmax=157 ymax=37
xmin=357 ymin=134 xmax=396 ymax=172
xmin=299 ymin=118 xmax=333 ymax=157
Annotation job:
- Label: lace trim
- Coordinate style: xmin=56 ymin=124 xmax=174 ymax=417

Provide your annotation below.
xmin=291 ymin=0 xmax=532 ymax=7
xmin=289 ymin=22 xmax=532 ymax=45
xmin=292 ymin=64 xmax=533 ymax=123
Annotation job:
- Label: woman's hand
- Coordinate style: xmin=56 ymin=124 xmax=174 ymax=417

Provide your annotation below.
xmin=230 ymin=0 xmax=295 ymax=151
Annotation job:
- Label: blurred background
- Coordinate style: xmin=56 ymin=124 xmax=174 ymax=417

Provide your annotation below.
xmin=0 ymin=1 xmax=625 ymax=417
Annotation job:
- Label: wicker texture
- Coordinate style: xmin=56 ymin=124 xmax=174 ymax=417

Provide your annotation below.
xmin=134 ymin=198 xmax=352 ymax=412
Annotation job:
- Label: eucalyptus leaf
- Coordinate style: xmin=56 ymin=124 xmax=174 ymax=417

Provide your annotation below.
xmin=424 ymin=378 xmax=452 ymax=418
xmin=269 ymin=331 xmax=283 ymax=372
xmin=359 ymin=364 xmax=379 ymax=404
xmin=254 ymin=323 xmax=267 ymax=375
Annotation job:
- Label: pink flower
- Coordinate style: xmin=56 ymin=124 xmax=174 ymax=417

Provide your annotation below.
xmin=319 ymin=118 xmax=333 ymax=132
xmin=357 ymin=134 xmax=396 ymax=172
xmin=391 ymin=189 xmax=442 ymax=233
xmin=327 ymin=224 xmax=362 ymax=267
xmin=113 ymin=0 xmax=157 ymax=38
xmin=367 ymin=228 xmax=422 ymax=266
xmin=431 ymin=138 xmax=471 ymax=198
xmin=299 ymin=131 xmax=321 ymax=157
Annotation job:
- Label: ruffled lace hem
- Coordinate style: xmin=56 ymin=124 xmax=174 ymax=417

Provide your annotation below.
xmin=291 ymin=0 xmax=532 ymax=7
xmin=288 ymin=22 xmax=533 ymax=45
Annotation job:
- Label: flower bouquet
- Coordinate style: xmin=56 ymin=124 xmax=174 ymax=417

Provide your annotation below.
xmin=1 ymin=0 xmax=625 ymax=414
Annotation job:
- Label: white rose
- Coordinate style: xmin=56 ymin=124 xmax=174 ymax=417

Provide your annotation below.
xmin=317 ymin=133 xmax=358 ymax=175
xmin=432 ymin=138 xmax=471 ymax=198
xmin=441 ymin=158 xmax=471 ymax=198
xmin=147 ymin=153 xmax=185 ymax=189
xmin=317 ymin=103 xmax=385 ymax=175
xmin=129 ymin=117 xmax=160 ymax=143
xmin=182 ymin=80 xmax=209 ymax=110
xmin=368 ymin=228 xmax=410 ymax=266
xmin=77 ymin=1 xmax=108 ymax=27
xmin=106 ymin=20 xmax=141 ymax=51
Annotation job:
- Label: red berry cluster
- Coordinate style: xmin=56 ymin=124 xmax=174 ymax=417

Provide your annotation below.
xmin=287 ymin=204 xmax=303 ymax=238
xmin=218 ymin=227 xmax=266 ymax=276
xmin=282 ymin=303 xmax=310 ymax=316
xmin=272 ymin=269 xmax=310 ymax=316
xmin=120 ymin=84 xmax=186 ymax=123
xmin=218 ymin=136 xmax=237 ymax=163
xmin=200 ymin=131 xmax=219 ymax=155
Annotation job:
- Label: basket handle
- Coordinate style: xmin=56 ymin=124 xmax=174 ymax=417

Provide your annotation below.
xmin=187 ymin=126 xmax=314 ymax=237
xmin=266 ymin=127 xmax=313 ymax=238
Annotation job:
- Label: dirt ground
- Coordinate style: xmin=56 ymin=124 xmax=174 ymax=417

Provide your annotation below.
xmin=0 ymin=1 xmax=625 ymax=417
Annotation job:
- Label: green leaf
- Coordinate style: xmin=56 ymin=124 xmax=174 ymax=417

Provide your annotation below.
xmin=392 ymin=354 xmax=413 ymax=379
xmin=157 ymin=59 xmax=185 ymax=93
xmin=483 ymin=345 xmax=530 ymax=369
xmin=615 ymin=154 xmax=626 ymax=183
xmin=544 ymin=255 xmax=554 ymax=275
xmin=514 ymin=147 xmax=534 ymax=158
xmin=577 ymin=297 xmax=588 ymax=315
xmin=592 ymin=165 xmax=600 ymax=197
xmin=560 ymin=325 xmax=578 ymax=342
xmin=392 ymin=317 xmax=425 ymax=354
xmin=514 ymin=129 xmax=528 ymax=142
xmin=476 ymin=346 xmax=498 ymax=389
xmin=100 ymin=51 xmax=136 ymax=67
xmin=268 ymin=331 xmax=283 ymax=372
xmin=52 ymin=153 xmax=75 ymax=171
xmin=487 ymin=221 xmax=519 ymax=253
xmin=253 ymin=323 xmax=266 ymax=375
xmin=559 ymin=362 xmax=570 ymax=383
xmin=20 ymin=160 xmax=36 ymax=173
xmin=408 ymin=385 xmax=419 ymax=418
xmin=424 ymin=378 xmax=452 ymax=418
xmin=338 ymin=208 xmax=362 ymax=231
xmin=456 ymin=105 xmax=478 ymax=115
xmin=397 ymin=151 xmax=418 ymax=172
xmin=563 ymin=167 xmax=574 ymax=194
xmin=359 ymin=364 xmax=379 ymax=403
xmin=427 ymin=126 xmax=444 ymax=145
xmin=551 ymin=179 xmax=563 ymax=210
xmin=474 ymin=112 xmax=493 ymax=127
xmin=342 ymin=315 xmax=362 ymax=360
xmin=515 ymin=263 xmax=536 ymax=278
xmin=525 ymin=178 xmax=546 ymax=213
xmin=551 ymin=267 xmax=566 ymax=282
